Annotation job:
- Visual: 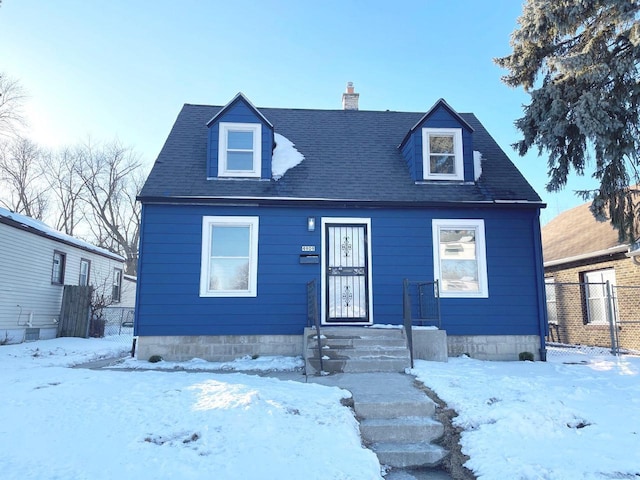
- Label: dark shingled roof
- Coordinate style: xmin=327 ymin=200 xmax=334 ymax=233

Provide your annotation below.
xmin=542 ymin=201 xmax=624 ymax=263
xmin=139 ymin=104 xmax=542 ymax=205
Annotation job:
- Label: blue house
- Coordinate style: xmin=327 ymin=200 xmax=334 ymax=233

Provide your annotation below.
xmin=135 ymin=84 xmax=548 ymax=364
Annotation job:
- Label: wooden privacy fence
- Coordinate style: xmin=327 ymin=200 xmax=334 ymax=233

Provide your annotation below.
xmin=58 ymin=285 xmax=92 ymax=338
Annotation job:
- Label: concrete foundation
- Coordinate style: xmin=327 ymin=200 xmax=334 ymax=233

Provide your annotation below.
xmin=447 ymin=334 xmax=542 ymax=361
xmin=0 ymin=327 xmax=56 ymax=344
xmin=136 ymin=333 xmax=542 ymax=363
xmin=136 ymin=335 xmax=304 ymax=362
xmin=411 ymin=329 xmax=448 ymax=362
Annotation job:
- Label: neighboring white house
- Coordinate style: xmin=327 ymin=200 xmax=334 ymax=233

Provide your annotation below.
xmin=118 ymin=274 xmax=137 ymax=309
xmin=103 ymin=274 xmax=137 ymax=333
xmin=0 ymin=207 xmax=127 ymax=344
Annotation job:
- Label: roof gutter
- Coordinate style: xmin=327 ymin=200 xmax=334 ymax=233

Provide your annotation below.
xmin=137 ymin=195 xmax=545 ymax=209
xmin=544 ymin=245 xmax=629 ymax=268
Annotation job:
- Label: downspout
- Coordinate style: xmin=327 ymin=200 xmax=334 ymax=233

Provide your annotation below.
xmin=131 ymin=203 xmax=146 ymax=357
xmin=532 ymin=211 xmax=548 ymax=361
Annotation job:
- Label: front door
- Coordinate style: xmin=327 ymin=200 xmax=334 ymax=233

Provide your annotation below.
xmin=323 ymin=221 xmax=371 ymax=324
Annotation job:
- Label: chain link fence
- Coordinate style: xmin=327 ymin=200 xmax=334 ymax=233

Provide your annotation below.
xmin=545 ymin=281 xmax=640 ymax=359
xmin=98 ymin=307 xmax=135 ymax=350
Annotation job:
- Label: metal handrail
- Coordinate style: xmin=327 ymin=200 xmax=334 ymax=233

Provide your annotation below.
xmin=403 ymin=279 xmax=414 ymax=368
xmin=403 ymin=279 xmax=442 ymax=369
xmin=307 ymin=280 xmax=323 ymax=373
xmin=418 ymin=280 xmax=441 ymax=329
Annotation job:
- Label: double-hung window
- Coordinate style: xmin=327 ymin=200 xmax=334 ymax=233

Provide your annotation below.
xmin=218 ymin=122 xmax=262 ymax=177
xmin=422 ymin=128 xmax=464 ymax=180
xmin=112 ymin=268 xmax=123 ymax=303
xmin=79 ymin=259 xmax=91 ymax=286
xmin=583 ymin=269 xmax=617 ymax=325
xmin=200 ymin=216 xmax=259 ymax=297
xmin=52 ymin=251 xmax=66 ymax=285
xmin=544 ymin=277 xmax=558 ymax=324
xmin=432 ymin=219 xmax=488 ymax=298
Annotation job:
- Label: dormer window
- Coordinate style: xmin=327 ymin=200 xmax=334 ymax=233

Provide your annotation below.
xmin=218 ymin=122 xmax=262 ymax=178
xmin=422 ymin=128 xmax=463 ymax=180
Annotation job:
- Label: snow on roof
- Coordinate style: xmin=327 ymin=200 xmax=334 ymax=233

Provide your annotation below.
xmin=0 ymin=207 xmax=124 ymax=261
xmin=272 ymin=132 xmax=304 ymax=181
xmin=473 ymin=150 xmax=483 ymax=181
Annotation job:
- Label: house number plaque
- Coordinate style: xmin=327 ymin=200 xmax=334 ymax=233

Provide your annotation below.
xmin=301 ymin=246 xmax=316 ymax=252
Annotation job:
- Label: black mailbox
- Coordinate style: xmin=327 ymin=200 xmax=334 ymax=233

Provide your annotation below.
xmin=299 ymin=254 xmax=320 ymax=264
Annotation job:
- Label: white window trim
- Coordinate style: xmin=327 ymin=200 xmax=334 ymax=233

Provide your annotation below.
xmin=422 ymin=128 xmax=464 ymax=180
xmin=112 ymin=268 xmax=123 ymax=303
xmin=52 ymin=251 xmax=66 ymax=285
xmin=79 ymin=258 xmax=91 ymax=286
xmin=545 ymin=277 xmax=558 ymax=325
xmin=432 ymin=219 xmax=488 ymax=298
xmin=583 ymin=269 xmax=617 ymax=325
xmin=200 ymin=216 xmax=259 ymax=297
xmin=218 ymin=122 xmax=262 ymax=178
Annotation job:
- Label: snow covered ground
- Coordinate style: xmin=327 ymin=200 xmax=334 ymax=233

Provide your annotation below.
xmin=412 ymin=350 xmax=640 ymax=480
xmin=0 ymin=337 xmax=381 ymax=480
xmin=1 ymin=337 xmax=638 ymax=479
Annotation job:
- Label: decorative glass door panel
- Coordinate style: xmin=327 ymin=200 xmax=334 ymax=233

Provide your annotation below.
xmin=326 ymin=224 xmax=369 ymax=322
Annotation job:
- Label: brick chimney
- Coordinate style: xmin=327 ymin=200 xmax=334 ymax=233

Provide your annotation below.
xmin=342 ymin=81 xmax=359 ymax=110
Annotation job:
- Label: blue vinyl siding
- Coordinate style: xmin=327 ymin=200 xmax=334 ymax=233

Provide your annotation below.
xmin=402 ymin=103 xmax=475 ymax=182
xmin=400 ymin=134 xmax=419 ymax=179
xmin=136 ymin=203 xmax=544 ymax=338
xmin=206 ymin=98 xmax=273 ymax=178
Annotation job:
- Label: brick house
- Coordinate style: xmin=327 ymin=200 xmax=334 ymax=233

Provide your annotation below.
xmin=542 ymin=202 xmax=640 ymax=351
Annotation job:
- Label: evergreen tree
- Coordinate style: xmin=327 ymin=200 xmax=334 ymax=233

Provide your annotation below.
xmin=496 ymin=0 xmax=640 ymax=241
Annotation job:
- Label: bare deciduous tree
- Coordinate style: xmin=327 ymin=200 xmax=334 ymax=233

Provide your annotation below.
xmin=75 ymin=139 xmax=142 ymax=275
xmin=0 ymin=136 xmax=47 ymax=219
xmin=0 ymin=72 xmax=145 ymax=274
xmin=44 ymin=146 xmax=86 ymax=235
xmin=0 ymin=73 xmax=27 ymax=138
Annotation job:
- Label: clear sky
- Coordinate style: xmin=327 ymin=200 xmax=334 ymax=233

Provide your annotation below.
xmin=0 ymin=0 xmax=599 ymax=224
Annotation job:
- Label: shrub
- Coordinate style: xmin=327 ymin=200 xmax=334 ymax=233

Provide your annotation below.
xmin=148 ymin=355 xmax=163 ymax=363
xmin=89 ymin=318 xmax=105 ymax=338
xmin=519 ymin=351 xmax=534 ymax=362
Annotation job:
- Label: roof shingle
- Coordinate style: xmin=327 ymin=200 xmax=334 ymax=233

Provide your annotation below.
xmin=542 ymin=202 xmax=623 ymax=263
xmin=139 ymin=104 xmax=542 ymax=205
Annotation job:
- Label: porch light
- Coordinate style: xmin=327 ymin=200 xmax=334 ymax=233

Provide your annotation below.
xmin=307 ymin=217 xmax=316 ymax=232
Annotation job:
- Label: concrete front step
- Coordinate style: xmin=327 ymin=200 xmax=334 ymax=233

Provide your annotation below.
xmin=307 ymin=347 xmax=410 ymax=360
xmin=354 ymin=396 xmax=436 ymax=419
xmin=319 ymin=326 xmax=406 ymax=337
xmin=360 ymin=417 xmax=444 ymax=444
xmin=307 ymin=357 xmax=409 ymax=374
xmin=371 ymin=442 xmax=449 ymax=469
xmin=305 ymin=326 xmax=411 ymax=374
xmin=307 ymin=337 xmax=409 ymax=348
xmin=306 ymin=372 xmax=449 ymax=470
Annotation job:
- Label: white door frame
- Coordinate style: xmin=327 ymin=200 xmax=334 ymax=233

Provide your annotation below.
xmin=321 ymin=217 xmax=373 ymax=325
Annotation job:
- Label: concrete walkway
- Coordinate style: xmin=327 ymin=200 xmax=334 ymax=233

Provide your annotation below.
xmin=305 ymin=372 xmax=452 ymax=480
